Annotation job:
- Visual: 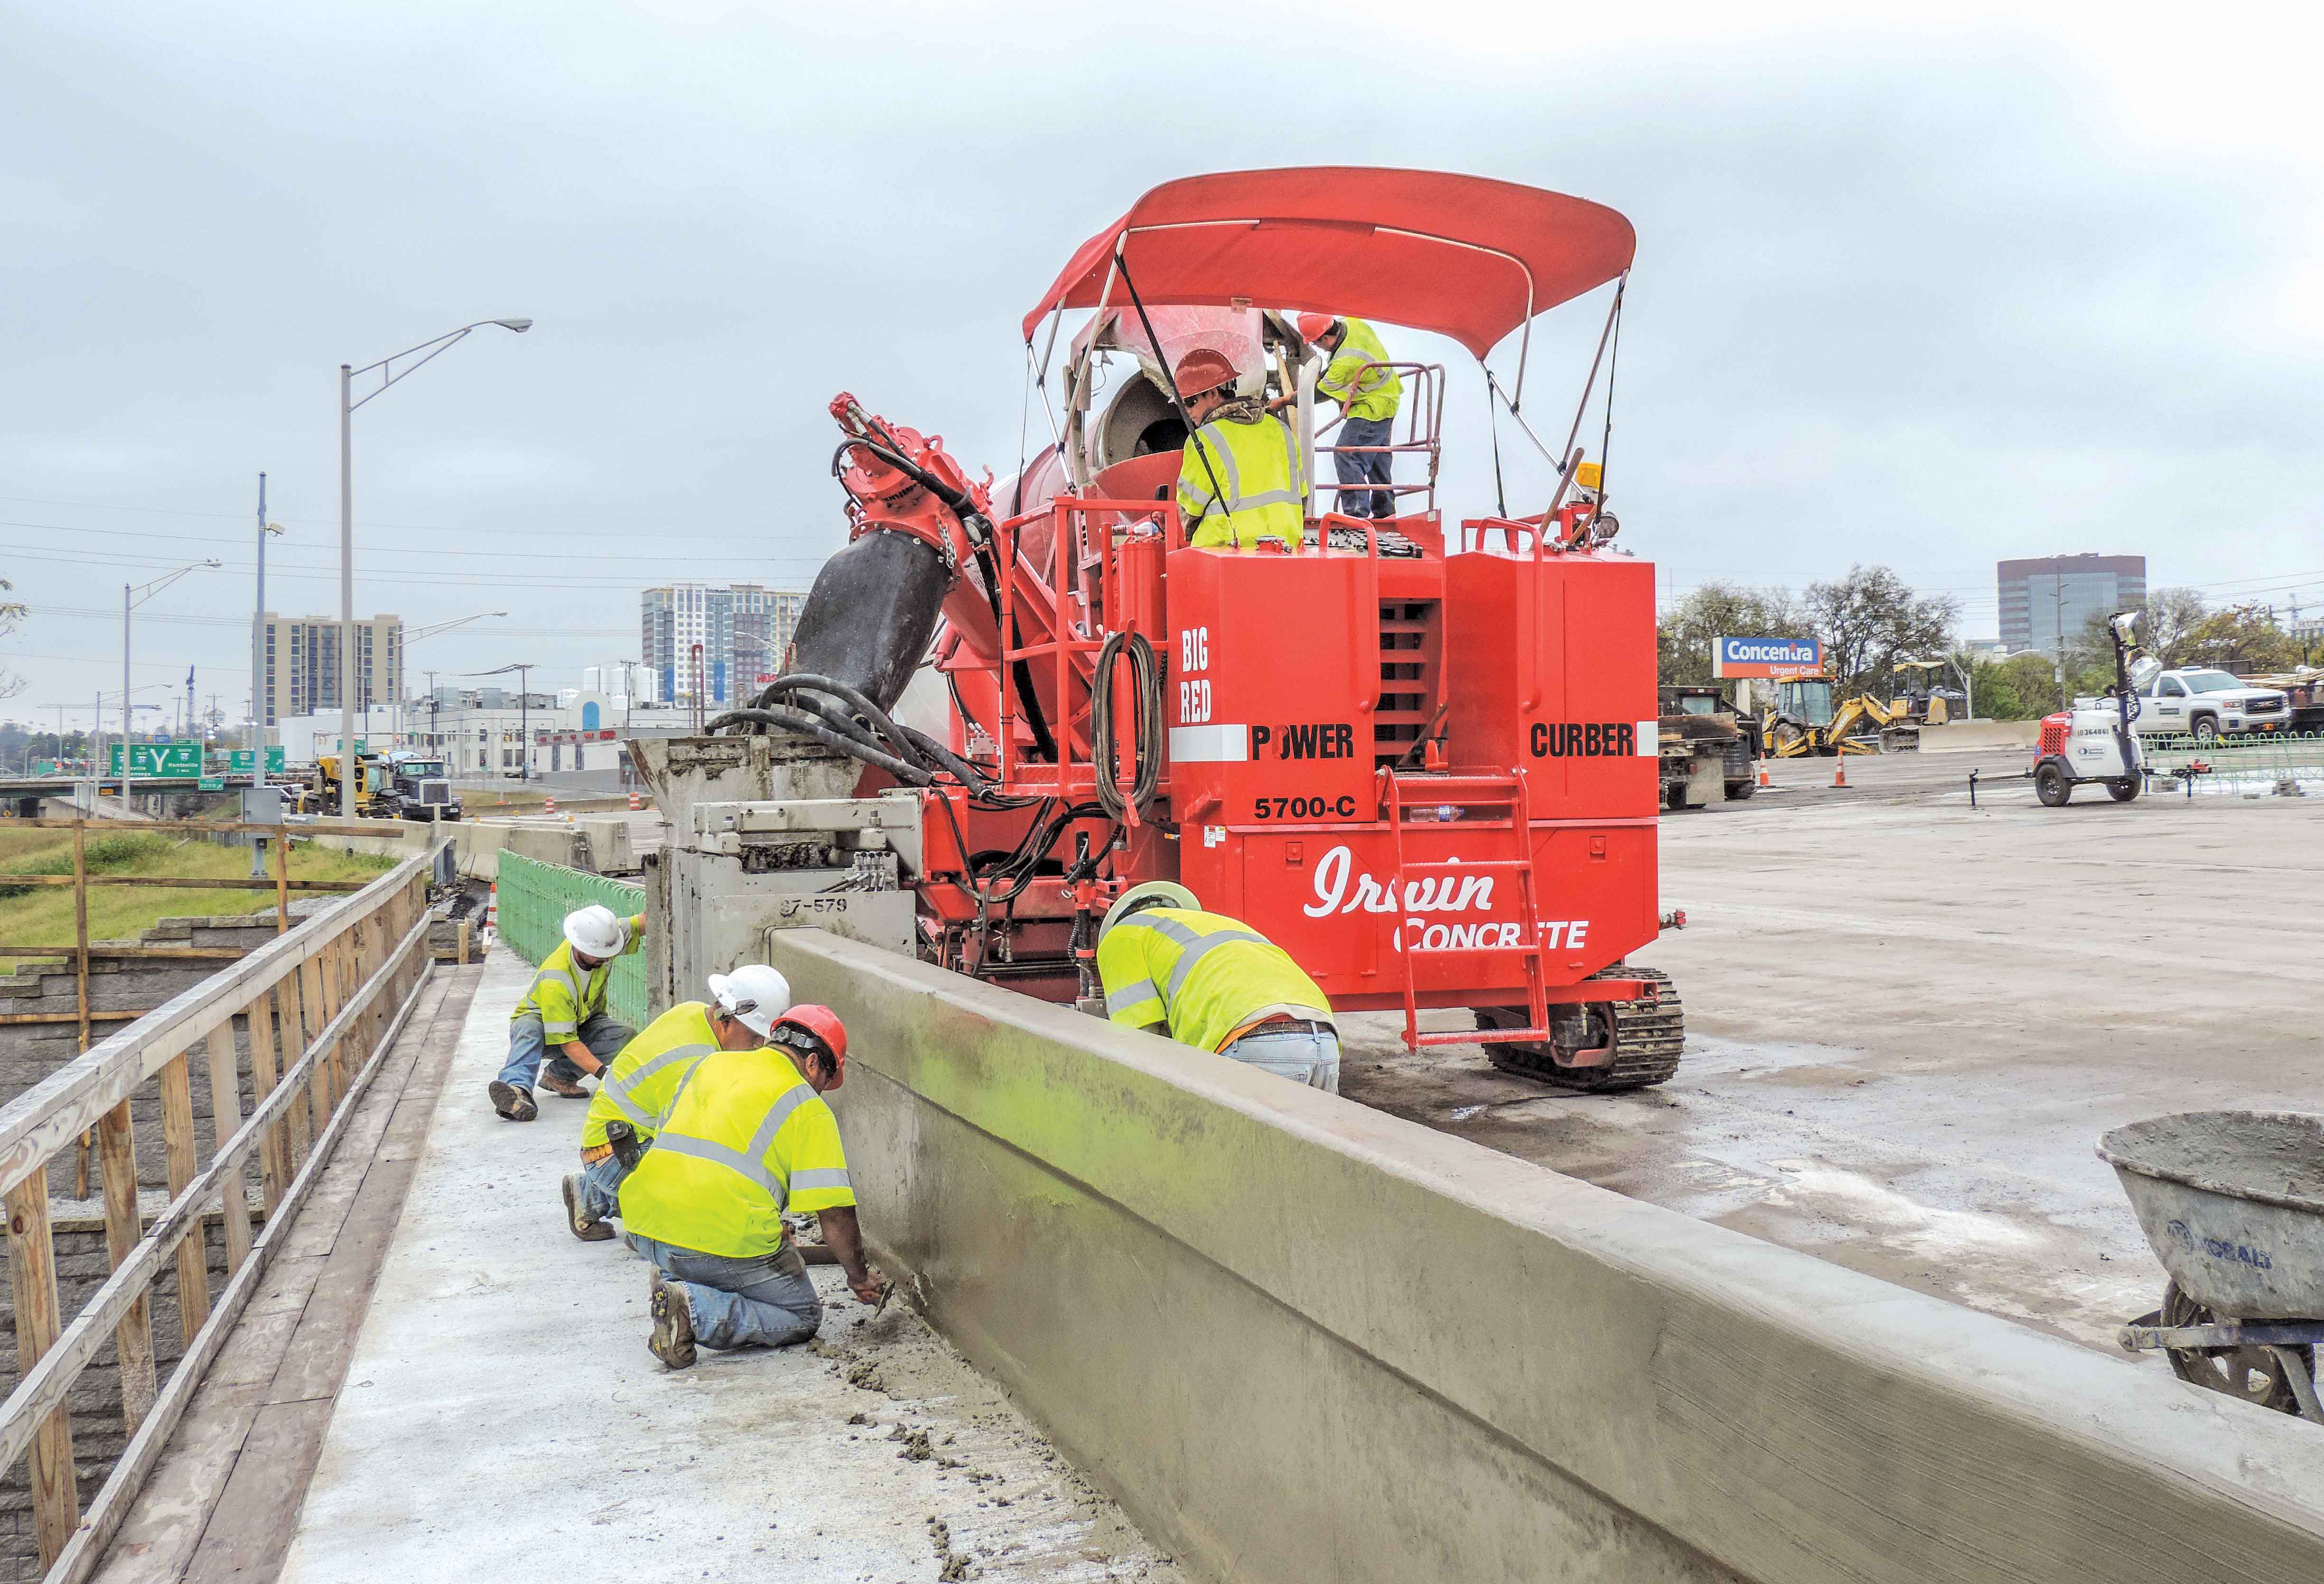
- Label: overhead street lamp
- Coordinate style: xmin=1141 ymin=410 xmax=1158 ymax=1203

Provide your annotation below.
xmin=340 ymin=317 xmax=531 ymax=815
xmin=250 ymin=473 xmax=285 ymax=779
xmin=466 ymin=663 xmax=536 ymax=782
xmin=398 ymin=609 xmax=506 ymax=747
xmin=123 ymin=560 xmax=219 ymax=803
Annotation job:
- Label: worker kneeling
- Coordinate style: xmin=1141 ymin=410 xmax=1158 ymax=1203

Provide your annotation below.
xmin=560 ymin=964 xmax=792 ymax=1243
xmin=618 ymin=1004 xmax=887 ymax=1369
xmin=488 ymin=904 xmax=647 ymax=1122
xmin=1096 ymin=882 xmax=1340 ymax=1091
xmin=1173 ymin=349 xmax=1306 ymax=550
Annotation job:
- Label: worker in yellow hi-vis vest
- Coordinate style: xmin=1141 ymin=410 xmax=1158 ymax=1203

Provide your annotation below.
xmin=1172 ymin=348 xmax=1307 ymax=550
xmin=489 ymin=904 xmax=647 ymax=1122
xmin=619 ymin=1005 xmax=888 ymax=1368
xmin=1096 ymin=881 xmax=1340 ymax=1091
xmin=560 ymin=965 xmax=793 ymax=1243
xmin=1297 ymin=313 xmax=1403 ymax=520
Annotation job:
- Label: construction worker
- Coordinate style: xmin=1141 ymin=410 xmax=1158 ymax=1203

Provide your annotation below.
xmin=618 ymin=1005 xmax=887 ymax=1368
xmin=1096 ymin=881 xmax=1341 ymax=1092
xmin=1296 ymin=314 xmax=1403 ymax=520
xmin=1173 ymin=348 xmax=1306 ymax=550
xmin=487 ymin=903 xmax=647 ymax=1122
xmin=560 ymin=965 xmax=793 ymax=1242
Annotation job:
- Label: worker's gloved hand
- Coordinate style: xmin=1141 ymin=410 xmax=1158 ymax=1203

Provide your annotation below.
xmin=849 ymin=1268 xmax=889 ymax=1306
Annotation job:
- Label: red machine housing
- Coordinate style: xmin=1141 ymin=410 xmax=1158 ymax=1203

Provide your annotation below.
xmin=843 ymin=402 xmax=1663 ymax=1060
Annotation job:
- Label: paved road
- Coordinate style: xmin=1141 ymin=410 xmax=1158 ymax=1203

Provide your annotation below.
xmin=1342 ymin=748 xmax=2324 ymax=1358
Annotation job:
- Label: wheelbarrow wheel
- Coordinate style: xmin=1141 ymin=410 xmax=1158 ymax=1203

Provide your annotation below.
xmin=2159 ymin=1280 xmax=2316 ymax=1414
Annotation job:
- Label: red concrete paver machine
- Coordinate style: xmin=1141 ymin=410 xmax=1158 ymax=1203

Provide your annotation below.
xmin=712 ymin=167 xmax=1681 ymax=1091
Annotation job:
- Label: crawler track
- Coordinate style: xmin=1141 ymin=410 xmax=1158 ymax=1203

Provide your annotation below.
xmin=1476 ymin=964 xmax=1684 ymax=1093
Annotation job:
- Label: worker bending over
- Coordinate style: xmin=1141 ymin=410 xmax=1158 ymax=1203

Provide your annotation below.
xmin=1096 ymin=881 xmax=1341 ymax=1091
xmin=489 ymin=904 xmax=647 ymax=1122
xmin=561 ymin=965 xmax=793 ymax=1243
xmin=618 ymin=1005 xmax=887 ymax=1368
xmin=1297 ymin=314 xmax=1403 ymax=520
xmin=1172 ymin=348 xmax=1306 ymax=550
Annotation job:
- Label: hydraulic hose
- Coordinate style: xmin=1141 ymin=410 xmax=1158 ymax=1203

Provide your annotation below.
xmin=1090 ymin=630 xmax=1163 ymax=820
xmin=756 ymin=672 xmax=992 ymax=791
xmin=701 ymin=707 xmax=931 ymax=786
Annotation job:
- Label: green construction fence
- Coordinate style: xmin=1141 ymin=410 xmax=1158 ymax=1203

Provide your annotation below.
xmin=494 ymin=851 xmax=650 ymax=1028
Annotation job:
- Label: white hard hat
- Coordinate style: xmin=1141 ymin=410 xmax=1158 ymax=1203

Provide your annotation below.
xmin=707 ymin=964 xmax=793 ymax=1040
xmin=562 ymin=904 xmax=628 ymax=959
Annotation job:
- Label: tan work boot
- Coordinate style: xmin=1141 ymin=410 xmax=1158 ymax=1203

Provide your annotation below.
xmin=561 ymin=1174 xmax=614 ymax=1242
xmin=649 ymin=1277 xmax=696 ymax=1369
xmin=487 ymin=1081 xmax=536 ymax=1121
xmin=539 ymin=1072 xmax=589 ymax=1099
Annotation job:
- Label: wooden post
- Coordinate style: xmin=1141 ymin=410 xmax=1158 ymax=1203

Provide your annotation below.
xmin=304 ymin=949 xmax=337 ymax=1132
xmin=206 ymin=1020 xmax=254 ymax=1277
xmin=457 ymin=917 xmax=471 ymax=966
xmin=276 ymin=966 xmax=314 ymax=1171
xmin=158 ymin=1052 xmax=211 ymax=1347
xmin=6 ymin=1176 xmax=80 ymax=1568
xmin=72 ymin=819 xmax=89 ymax=1055
xmin=273 ymin=820 xmax=290 ymax=933
xmin=96 ymin=1100 xmax=159 ymax=1434
xmin=246 ymin=986 xmax=288 ymax=1217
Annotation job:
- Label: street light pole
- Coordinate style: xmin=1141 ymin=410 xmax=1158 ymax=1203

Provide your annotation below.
xmin=338 ymin=317 xmax=531 ymax=817
xmin=121 ymin=559 xmax=218 ymax=805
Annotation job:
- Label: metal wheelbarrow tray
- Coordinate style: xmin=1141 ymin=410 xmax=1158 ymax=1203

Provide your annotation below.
xmin=2099 ymin=1110 xmax=2324 ymax=1421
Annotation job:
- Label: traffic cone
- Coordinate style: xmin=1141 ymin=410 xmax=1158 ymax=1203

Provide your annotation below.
xmin=544 ymin=794 xmax=557 ymax=815
xmin=1756 ymin=764 xmax=1771 ymax=788
xmin=484 ymin=884 xmax=498 ymax=930
xmin=628 ymin=791 xmax=642 ymax=811
xmin=1832 ymin=761 xmax=1850 ymax=788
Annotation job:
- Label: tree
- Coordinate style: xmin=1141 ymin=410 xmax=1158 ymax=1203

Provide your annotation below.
xmin=1801 ymin=565 xmax=1959 ymax=698
xmin=2071 ymin=587 xmax=2207 ymax=673
xmin=0 ymin=579 xmax=24 ymax=704
xmin=2181 ymin=603 xmax=2305 ymax=674
xmin=1656 ymin=582 xmax=1811 ymax=686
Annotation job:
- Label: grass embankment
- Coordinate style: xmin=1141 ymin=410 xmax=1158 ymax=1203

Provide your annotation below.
xmin=0 ymin=830 xmax=397 ymax=975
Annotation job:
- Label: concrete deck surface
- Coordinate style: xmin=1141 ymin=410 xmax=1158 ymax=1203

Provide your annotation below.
xmin=1344 ymin=751 xmax=2324 ymax=1355
xmin=277 ymin=950 xmax=1175 ymax=1584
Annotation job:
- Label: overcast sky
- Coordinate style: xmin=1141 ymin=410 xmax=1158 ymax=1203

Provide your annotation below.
xmin=6 ymin=1 xmax=2322 ymax=731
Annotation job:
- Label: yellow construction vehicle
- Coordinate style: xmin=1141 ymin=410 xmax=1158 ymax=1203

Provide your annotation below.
xmin=293 ymin=753 xmax=397 ymax=818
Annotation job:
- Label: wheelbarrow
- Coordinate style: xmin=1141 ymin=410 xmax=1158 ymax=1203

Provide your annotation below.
xmin=2099 ymin=1110 xmax=2324 ymax=1422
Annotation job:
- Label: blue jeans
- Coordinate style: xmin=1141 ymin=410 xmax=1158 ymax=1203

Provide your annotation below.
xmin=575 ymin=1150 xmax=634 ymax=1223
xmin=1333 ymin=415 xmax=1396 ymax=519
xmin=624 ymin=1233 xmax=823 ymax=1350
xmin=1221 ymin=1026 xmax=1341 ymax=1093
xmin=497 ymin=1013 xmax=634 ymax=1091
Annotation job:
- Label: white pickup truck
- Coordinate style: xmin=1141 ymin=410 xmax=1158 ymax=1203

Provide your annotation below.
xmin=2131 ymin=668 xmax=2293 ymax=744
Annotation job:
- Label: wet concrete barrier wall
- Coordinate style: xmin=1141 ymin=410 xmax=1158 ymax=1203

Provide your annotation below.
xmin=764 ymin=929 xmax=2324 ymax=1584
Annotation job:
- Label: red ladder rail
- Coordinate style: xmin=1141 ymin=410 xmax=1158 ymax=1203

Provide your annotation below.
xmin=1381 ymin=766 xmax=1552 ymax=1051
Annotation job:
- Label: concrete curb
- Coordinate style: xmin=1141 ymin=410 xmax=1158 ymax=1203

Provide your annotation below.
xmin=768 ymin=927 xmax=2324 ymax=1584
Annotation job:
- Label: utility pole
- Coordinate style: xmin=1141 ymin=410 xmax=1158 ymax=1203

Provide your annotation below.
xmin=252 ymin=473 xmax=283 ymax=762
xmin=2052 ymin=579 xmax=2069 ymax=710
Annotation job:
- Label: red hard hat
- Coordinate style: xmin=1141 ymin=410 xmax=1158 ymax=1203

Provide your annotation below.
xmin=1295 ymin=313 xmax=1339 ymax=343
xmin=774 ymin=1005 xmax=848 ymax=1087
xmin=1173 ymin=348 xmax=1240 ymax=401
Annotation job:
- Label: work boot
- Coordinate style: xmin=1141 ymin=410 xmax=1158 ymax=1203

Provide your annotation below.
xmin=649 ymin=1278 xmax=696 ymax=1370
xmin=562 ymin=1174 xmax=613 ymax=1242
xmin=539 ymin=1072 xmax=589 ymax=1099
xmin=487 ymin=1081 xmax=536 ymax=1122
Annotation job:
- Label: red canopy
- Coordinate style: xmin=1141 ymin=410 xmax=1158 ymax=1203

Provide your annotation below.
xmin=1022 ymin=167 xmax=1635 ymax=360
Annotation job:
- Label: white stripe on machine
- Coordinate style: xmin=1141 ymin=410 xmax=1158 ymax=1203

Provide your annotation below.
xmin=1170 ymin=725 xmax=1249 ymax=762
xmin=1635 ymin=720 xmax=1659 ymax=756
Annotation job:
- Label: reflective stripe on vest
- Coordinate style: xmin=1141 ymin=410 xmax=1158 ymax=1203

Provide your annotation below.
xmin=1189 ymin=419 xmax=1304 ymax=520
xmin=651 ymin=1082 xmax=815 ymax=1207
xmin=1119 ymin=912 xmax=1272 ymax=1001
xmin=600 ymin=1041 xmax=712 ymax=1127
xmin=1105 ymin=978 xmax=1162 ymax=1015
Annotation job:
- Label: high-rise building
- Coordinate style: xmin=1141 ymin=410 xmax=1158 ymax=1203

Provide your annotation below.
xmin=254 ymin=613 xmax=402 ymax=726
xmin=640 ymin=583 xmax=810 ymax=707
xmin=1997 ymin=555 xmax=2146 ymax=655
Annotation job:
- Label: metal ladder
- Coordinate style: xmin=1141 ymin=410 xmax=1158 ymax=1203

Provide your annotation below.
xmin=1379 ymin=766 xmax=1550 ymax=1051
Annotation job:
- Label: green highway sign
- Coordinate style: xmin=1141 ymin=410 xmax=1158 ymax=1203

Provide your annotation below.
xmin=197 ymin=776 xmax=225 ymax=791
xmin=106 ymin=743 xmax=204 ymax=780
xmin=225 ymin=748 xmax=289 ymax=773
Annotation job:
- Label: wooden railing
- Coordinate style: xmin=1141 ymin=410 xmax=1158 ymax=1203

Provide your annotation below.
xmin=0 ymin=839 xmax=444 ymax=1580
xmin=0 ymin=817 xmax=406 ymax=1055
